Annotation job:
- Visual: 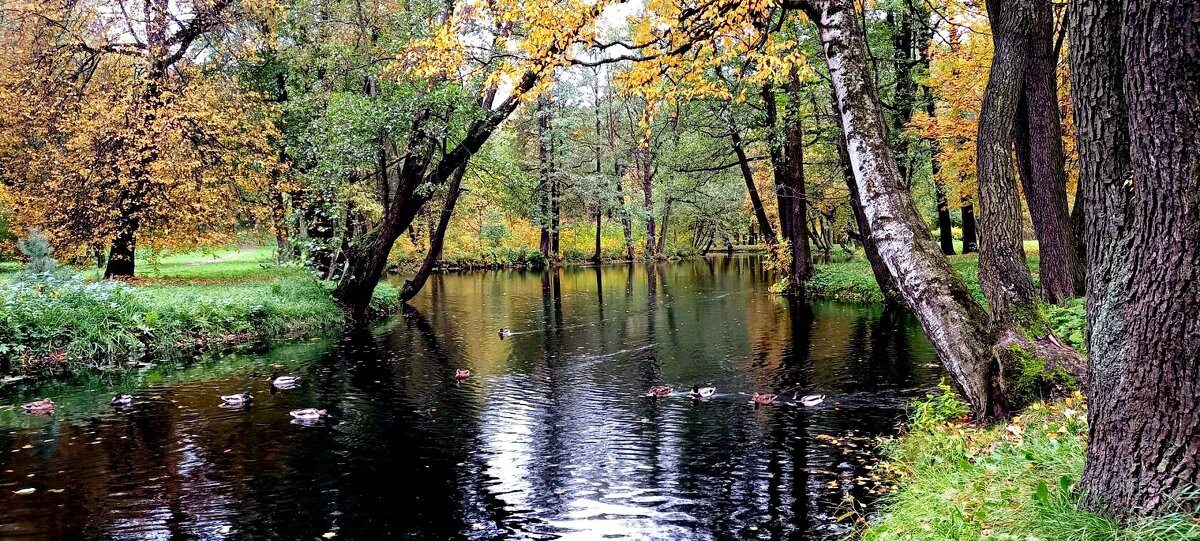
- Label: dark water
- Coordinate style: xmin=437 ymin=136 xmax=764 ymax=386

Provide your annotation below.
xmin=0 ymin=257 xmax=941 ymax=540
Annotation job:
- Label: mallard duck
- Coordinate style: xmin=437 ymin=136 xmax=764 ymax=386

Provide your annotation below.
xmin=110 ymin=394 xmax=133 ymax=407
xmin=690 ymin=385 xmax=716 ymax=399
xmin=220 ymin=392 xmax=253 ymax=406
xmin=289 ymin=408 xmax=328 ymax=420
xmin=454 ymin=369 xmax=471 ymax=381
xmin=270 ymin=374 xmax=300 ymax=389
xmin=498 ymin=328 xmax=513 ymax=339
xmin=21 ymin=398 xmax=54 ymax=414
xmin=799 ymin=394 xmax=825 ymax=407
xmin=752 ymin=392 xmax=778 ymax=406
xmin=645 ymin=386 xmax=673 ymax=398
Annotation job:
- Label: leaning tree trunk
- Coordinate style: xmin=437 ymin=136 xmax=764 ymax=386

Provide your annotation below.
xmin=399 ymin=163 xmax=467 ymax=303
xmin=1013 ymin=0 xmax=1086 ymax=304
xmin=803 ymin=0 xmax=1001 ymax=419
xmin=977 ymin=0 xmax=1039 ymax=329
xmin=831 ymin=89 xmax=902 ymax=307
xmin=334 ymin=74 xmax=535 ymax=321
xmin=732 ymin=129 xmax=777 ymax=243
xmin=1078 ymin=0 xmax=1200 ymax=520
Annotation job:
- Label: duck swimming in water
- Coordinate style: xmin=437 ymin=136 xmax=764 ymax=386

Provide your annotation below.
xmin=110 ymin=394 xmax=133 ymax=408
xmin=454 ymin=369 xmax=471 ymax=381
xmin=498 ymin=328 xmax=513 ymax=339
xmin=220 ymin=392 xmax=253 ymax=406
xmin=289 ymin=408 xmax=328 ymax=421
xmin=752 ymin=393 xmax=778 ymax=406
xmin=690 ymin=385 xmax=716 ymax=399
xmin=269 ymin=374 xmax=300 ymax=389
xmin=21 ymin=398 xmax=54 ymax=415
xmin=799 ymin=394 xmax=825 ymax=407
xmin=645 ymin=386 xmax=673 ymax=398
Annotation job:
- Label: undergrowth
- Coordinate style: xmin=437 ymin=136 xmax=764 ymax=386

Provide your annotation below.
xmin=860 ymin=385 xmax=1200 ymax=540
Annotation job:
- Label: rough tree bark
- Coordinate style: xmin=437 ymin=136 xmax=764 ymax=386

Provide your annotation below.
xmin=1077 ymin=0 xmax=1200 ymax=520
xmin=1013 ymin=0 xmax=1086 ymax=303
xmin=976 ymin=0 xmax=1039 ymax=328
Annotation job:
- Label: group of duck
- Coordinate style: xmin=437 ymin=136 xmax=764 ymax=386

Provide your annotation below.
xmin=19 ymin=374 xmax=329 ymax=422
xmin=645 ymin=385 xmax=827 ymax=407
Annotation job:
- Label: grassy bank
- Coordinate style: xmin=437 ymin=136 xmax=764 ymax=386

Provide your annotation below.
xmin=861 ymin=387 xmax=1200 ymax=540
xmin=0 ymin=247 xmax=396 ymax=378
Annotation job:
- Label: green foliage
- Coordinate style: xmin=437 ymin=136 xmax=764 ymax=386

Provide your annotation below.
xmin=863 ymin=393 xmax=1200 ymax=541
xmin=908 ymin=381 xmax=971 ymax=430
xmin=1045 ymin=298 xmax=1087 ymax=352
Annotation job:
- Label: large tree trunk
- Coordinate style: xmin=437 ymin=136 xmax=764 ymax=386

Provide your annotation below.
xmin=1078 ymin=0 xmax=1200 ymax=520
xmin=731 ymin=129 xmax=776 ymax=243
xmin=804 ymin=0 xmax=1001 ymax=419
xmin=104 ymin=225 xmax=138 ymax=278
xmin=1013 ymin=0 xmax=1086 ymax=304
xmin=976 ymin=0 xmax=1039 ymax=328
xmin=399 ymin=163 xmax=466 ymax=303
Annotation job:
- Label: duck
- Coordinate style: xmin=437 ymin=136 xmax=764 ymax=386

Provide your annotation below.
xmin=799 ymin=394 xmax=826 ymax=407
xmin=269 ymin=374 xmax=300 ymax=389
xmin=454 ymin=369 xmax=471 ymax=381
xmin=110 ymin=394 xmax=134 ymax=407
xmin=645 ymin=386 xmax=673 ymax=398
xmin=690 ymin=385 xmax=716 ymax=399
xmin=21 ymin=398 xmax=54 ymax=414
xmin=498 ymin=328 xmax=513 ymax=339
xmin=289 ymin=408 xmax=328 ymax=421
xmin=220 ymin=392 xmax=253 ymax=406
xmin=752 ymin=392 xmax=778 ymax=406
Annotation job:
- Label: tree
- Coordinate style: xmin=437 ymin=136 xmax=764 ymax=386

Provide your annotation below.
xmin=1013 ymin=0 xmax=1085 ymax=303
xmin=0 ymin=0 xmax=277 ymax=275
xmin=788 ymin=0 xmax=1081 ymax=421
xmin=1074 ymin=0 xmax=1200 ymax=521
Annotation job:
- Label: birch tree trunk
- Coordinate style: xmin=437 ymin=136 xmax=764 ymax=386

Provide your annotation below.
xmin=803 ymin=0 xmax=1001 ymax=419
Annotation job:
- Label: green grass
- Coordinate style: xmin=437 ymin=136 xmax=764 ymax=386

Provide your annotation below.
xmin=806 ymin=250 xmax=1043 ymax=306
xmin=0 ymin=246 xmax=396 ymax=378
xmin=859 ymin=387 xmax=1200 ymax=540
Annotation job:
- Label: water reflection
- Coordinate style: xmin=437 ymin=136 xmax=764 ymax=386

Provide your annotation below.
xmin=0 ymin=256 xmax=940 ymax=540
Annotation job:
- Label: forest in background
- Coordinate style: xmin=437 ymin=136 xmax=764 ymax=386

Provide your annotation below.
xmin=0 ymin=0 xmax=1197 ymax=530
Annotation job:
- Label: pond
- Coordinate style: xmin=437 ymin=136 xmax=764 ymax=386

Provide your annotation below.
xmin=0 ymin=257 xmax=942 ymax=540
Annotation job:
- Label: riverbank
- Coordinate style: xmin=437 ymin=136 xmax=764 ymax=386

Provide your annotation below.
xmin=859 ymin=387 xmax=1200 ymax=540
xmin=0 ymin=247 xmax=396 ymax=379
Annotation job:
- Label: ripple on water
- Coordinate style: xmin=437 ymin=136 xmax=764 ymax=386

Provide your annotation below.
xmin=0 ymin=257 xmax=939 ymax=539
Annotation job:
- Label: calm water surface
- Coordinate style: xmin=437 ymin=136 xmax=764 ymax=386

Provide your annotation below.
xmin=0 ymin=257 xmax=941 ymax=540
